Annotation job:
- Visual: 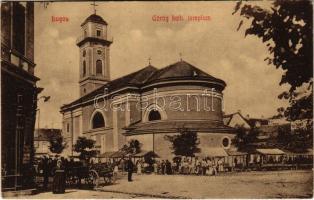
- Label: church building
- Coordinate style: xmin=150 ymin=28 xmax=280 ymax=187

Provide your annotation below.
xmin=60 ymin=13 xmax=235 ymax=159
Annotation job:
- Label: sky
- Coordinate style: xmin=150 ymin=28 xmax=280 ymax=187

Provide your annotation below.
xmin=34 ymin=1 xmax=289 ymax=129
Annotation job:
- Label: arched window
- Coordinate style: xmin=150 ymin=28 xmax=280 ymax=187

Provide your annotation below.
xmin=148 ymin=110 xmax=161 ymax=121
xmin=83 ymin=61 xmax=86 ymax=77
xmin=96 ymin=60 xmax=102 ymax=75
xmin=92 ymin=112 xmax=105 ymax=129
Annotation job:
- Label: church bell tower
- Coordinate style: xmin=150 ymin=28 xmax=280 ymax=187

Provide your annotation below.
xmin=77 ymin=11 xmax=112 ymax=96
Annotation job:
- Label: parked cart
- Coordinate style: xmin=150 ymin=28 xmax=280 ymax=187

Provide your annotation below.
xmin=65 ymin=161 xmax=115 ymax=188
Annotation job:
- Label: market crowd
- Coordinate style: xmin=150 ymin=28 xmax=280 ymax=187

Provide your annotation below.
xmin=135 ymin=157 xmax=225 ymax=176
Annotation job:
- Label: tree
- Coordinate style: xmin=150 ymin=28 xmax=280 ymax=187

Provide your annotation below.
xmin=74 ymin=137 xmax=97 ymax=161
xmin=277 ymin=125 xmax=292 ymax=148
xmin=232 ymin=125 xmax=259 ymax=152
xmin=164 ymin=128 xmax=200 ymax=157
xmin=121 ymin=139 xmax=142 ymax=154
xmin=233 ymin=1 xmax=313 ymax=127
xmin=277 ymin=123 xmax=313 ymax=152
xmin=48 ymin=134 xmax=67 ymax=154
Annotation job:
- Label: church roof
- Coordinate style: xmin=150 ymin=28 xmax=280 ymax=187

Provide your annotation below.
xmin=147 ymin=60 xmax=220 ymax=82
xmin=81 ymin=14 xmax=108 ymax=26
xmin=61 ymin=65 xmax=158 ymax=111
xmin=123 ymin=120 xmax=235 ymax=135
xmin=61 ymin=61 xmax=226 ymax=111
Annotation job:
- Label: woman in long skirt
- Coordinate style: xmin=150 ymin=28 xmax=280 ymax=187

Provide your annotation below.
xmin=207 ymin=159 xmax=213 ymax=176
xmin=136 ymin=160 xmax=142 ymax=174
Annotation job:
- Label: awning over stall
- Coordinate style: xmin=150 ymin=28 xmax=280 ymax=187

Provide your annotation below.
xmin=196 ymin=147 xmax=228 ymax=157
xmin=225 ymin=150 xmax=248 ymax=156
xmin=256 ymin=148 xmax=285 ymax=155
xmin=132 ymin=150 xmax=159 ymax=158
xmin=283 ymin=148 xmax=313 ymax=156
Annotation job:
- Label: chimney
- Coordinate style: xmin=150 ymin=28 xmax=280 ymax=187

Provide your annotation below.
xmin=246 ymin=114 xmax=250 ymax=119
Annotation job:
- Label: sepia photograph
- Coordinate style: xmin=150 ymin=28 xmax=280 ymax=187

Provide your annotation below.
xmin=1 ymin=0 xmax=313 ymax=199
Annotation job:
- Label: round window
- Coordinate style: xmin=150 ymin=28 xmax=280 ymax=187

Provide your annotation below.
xmin=222 ymin=137 xmax=230 ymax=148
xmin=97 ymin=50 xmax=102 ymax=55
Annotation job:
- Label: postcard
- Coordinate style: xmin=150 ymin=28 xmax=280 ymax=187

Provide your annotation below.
xmin=1 ymin=1 xmax=313 ymax=198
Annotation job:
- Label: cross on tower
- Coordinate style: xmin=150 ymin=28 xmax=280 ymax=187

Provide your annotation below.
xmin=148 ymin=57 xmax=152 ymax=65
xmin=91 ymin=1 xmax=98 ymax=14
xmin=179 ymin=52 xmax=183 ymax=61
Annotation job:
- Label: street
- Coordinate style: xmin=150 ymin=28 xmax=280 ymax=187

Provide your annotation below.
xmin=26 ymin=170 xmax=312 ymax=199
xmin=23 ymin=190 xmax=146 ymax=199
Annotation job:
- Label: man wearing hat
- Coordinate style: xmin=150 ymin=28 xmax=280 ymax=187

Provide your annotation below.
xmin=126 ymin=156 xmax=134 ymax=182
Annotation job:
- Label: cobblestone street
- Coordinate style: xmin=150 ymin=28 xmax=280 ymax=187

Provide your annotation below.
xmin=23 ymin=189 xmax=146 ymax=199
xmin=26 ymin=170 xmax=313 ymax=199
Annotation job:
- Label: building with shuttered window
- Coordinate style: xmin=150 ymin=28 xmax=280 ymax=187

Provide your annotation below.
xmin=1 ymin=2 xmax=40 ymax=191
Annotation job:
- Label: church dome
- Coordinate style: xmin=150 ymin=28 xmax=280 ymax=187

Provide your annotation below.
xmin=146 ymin=60 xmax=226 ymax=90
xmin=81 ymin=14 xmax=108 ymax=26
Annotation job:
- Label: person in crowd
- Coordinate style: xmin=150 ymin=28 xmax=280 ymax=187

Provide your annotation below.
xmin=183 ymin=158 xmax=189 ymax=175
xmin=126 ymin=156 xmax=134 ymax=182
xmin=161 ymin=160 xmax=165 ymax=175
xmin=2 ymin=164 xmax=7 ymax=179
xmin=194 ymin=157 xmax=199 ymax=175
xmin=64 ymin=158 xmax=70 ymax=178
xmin=153 ymin=161 xmax=158 ymax=174
xmin=136 ymin=159 xmax=142 ymax=175
xmin=201 ymin=159 xmax=207 ymax=175
xmin=188 ymin=159 xmax=194 ymax=174
xmin=184 ymin=158 xmax=188 ymax=174
xmin=176 ymin=159 xmax=181 ymax=174
xmin=210 ymin=158 xmax=217 ymax=176
xmin=218 ymin=158 xmax=224 ymax=172
xmin=198 ymin=159 xmax=203 ymax=175
xmin=52 ymin=159 xmax=66 ymax=194
xmin=42 ymin=156 xmax=49 ymax=190
xmin=143 ymin=161 xmax=148 ymax=173
xmin=214 ymin=159 xmax=219 ymax=175
xmin=207 ymin=158 xmax=213 ymax=176
xmin=234 ymin=157 xmax=238 ymax=168
xmin=196 ymin=158 xmax=202 ymax=175
xmin=113 ymin=161 xmax=119 ymax=179
xmin=69 ymin=157 xmax=75 ymax=170
xmin=165 ymin=160 xmax=172 ymax=175
xmin=179 ymin=158 xmax=185 ymax=174
xmin=164 ymin=160 xmax=168 ymax=174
